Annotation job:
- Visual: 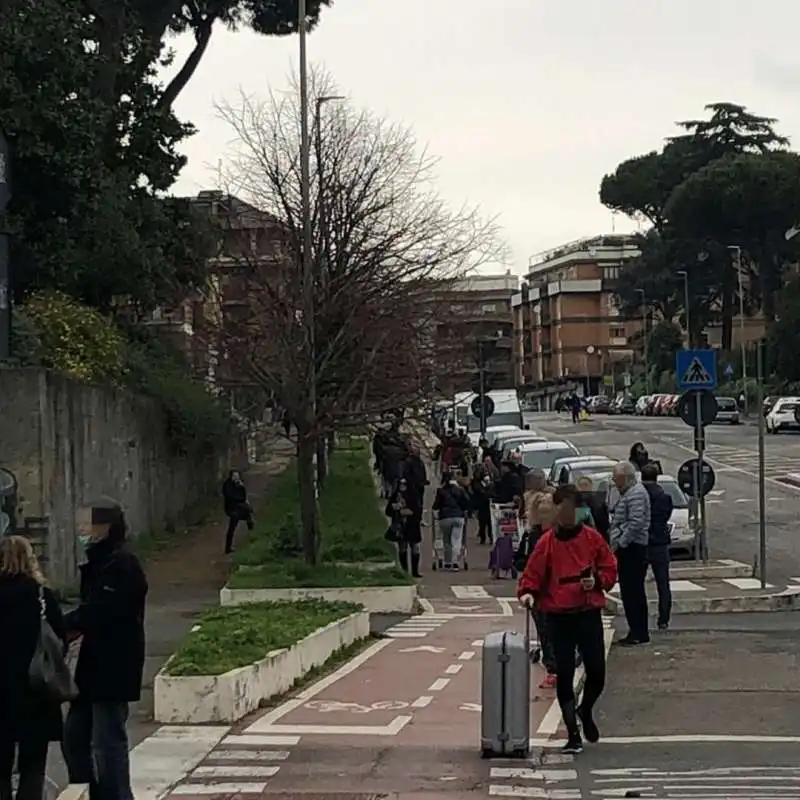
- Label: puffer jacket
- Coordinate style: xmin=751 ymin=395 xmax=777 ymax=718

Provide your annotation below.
xmin=609 ymin=481 xmax=651 ymax=550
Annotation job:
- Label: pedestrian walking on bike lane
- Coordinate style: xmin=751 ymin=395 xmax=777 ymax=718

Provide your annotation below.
xmin=518 ymin=484 xmax=617 ymax=754
xmin=432 ymin=471 xmax=470 ymax=570
xmin=641 ymin=463 xmax=673 ymax=630
xmin=0 ymin=536 xmax=68 ymax=800
xmin=385 ymin=477 xmax=423 ymax=577
xmin=62 ymin=499 xmax=148 ymax=800
xmin=609 ymin=462 xmax=651 ymax=646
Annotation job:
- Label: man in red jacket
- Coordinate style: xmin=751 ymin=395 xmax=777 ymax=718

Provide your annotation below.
xmin=518 ymin=484 xmax=617 ymax=754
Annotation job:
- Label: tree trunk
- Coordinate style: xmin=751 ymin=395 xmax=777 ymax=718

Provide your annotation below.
xmin=721 ymin=270 xmax=734 ymax=352
xmin=316 ymin=437 xmax=328 ymax=488
xmin=297 ymin=434 xmax=320 ymax=566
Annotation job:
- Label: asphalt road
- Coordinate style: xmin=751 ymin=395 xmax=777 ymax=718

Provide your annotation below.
xmin=560 ymin=612 xmax=800 ymax=798
xmin=525 ymin=411 xmax=800 ymax=583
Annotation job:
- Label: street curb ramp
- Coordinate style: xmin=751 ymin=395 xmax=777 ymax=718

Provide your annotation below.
xmin=604 ymin=586 xmax=800 ymax=615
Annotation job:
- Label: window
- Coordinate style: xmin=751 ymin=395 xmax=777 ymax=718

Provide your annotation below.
xmin=610 ymin=326 xmax=626 ymax=339
xmin=604 ymin=266 xmax=620 ymax=280
xmin=481 ymin=303 xmax=498 ymax=313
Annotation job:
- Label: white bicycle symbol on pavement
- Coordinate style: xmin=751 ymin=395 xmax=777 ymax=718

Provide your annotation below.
xmin=304 ymin=700 xmax=409 ymax=714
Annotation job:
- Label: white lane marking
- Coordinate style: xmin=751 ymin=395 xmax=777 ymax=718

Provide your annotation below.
xmin=458 ymin=650 xmax=476 ymax=660
xmin=537 ymin=734 xmax=800 ymax=746
xmin=248 ymin=639 xmax=390 ymax=730
xmin=397 ymin=645 xmax=446 ymax=653
xmin=735 ymin=498 xmax=752 ymax=503
xmin=208 ymin=750 xmax=290 ymax=761
xmin=248 ymin=716 xmax=411 ymax=736
xmin=488 ymin=786 xmax=580 ymax=798
xmin=192 ymin=765 xmax=280 ymax=778
xmin=668 ymin=580 xmax=706 ymax=592
xmin=490 ymin=768 xmax=578 ymax=780
xmin=428 ymin=677 xmax=450 ymax=691
xmin=452 ymin=585 xmax=490 ymax=598
xmin=410 ymin=695 xmax=433 ymax=708
xmin=472 ymin=639 xmax=484 ymax=647
xmin=724 ymin=577 xmax=775 ymax=590
xmin=224 ymin=735 xmax=300 ymax=746
xmin=171 ymin=783 xmax=268 ymax=795
xmin=445 ymin=664 xmax=463 ymax=674
xmin=384 ymin=631 xmax=428 ymax=638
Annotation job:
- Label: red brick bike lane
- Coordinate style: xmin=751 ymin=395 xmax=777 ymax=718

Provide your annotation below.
xmin=159 ymin=611 xmax=555 ymax=799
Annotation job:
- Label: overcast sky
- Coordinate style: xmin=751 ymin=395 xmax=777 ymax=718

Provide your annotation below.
xmin=170 ymin=0 xmax=800 ymax=275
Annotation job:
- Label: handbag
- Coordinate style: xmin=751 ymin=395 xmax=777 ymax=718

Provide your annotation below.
xmin=384 ymin=519 xmax=401 ymax=542
xmin=28 ymin=586 xmax=78 ymax=703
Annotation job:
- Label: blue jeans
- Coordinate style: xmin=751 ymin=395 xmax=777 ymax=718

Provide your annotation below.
xmin=62 ymin=700 xmax=133 ymax=800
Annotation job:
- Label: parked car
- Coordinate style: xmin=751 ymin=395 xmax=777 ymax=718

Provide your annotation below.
xmin=763 ymin=396 xmax=778 ymax=417
xmin=613 ymin=396 xmax=636 ymax=414
xmin=635 ymin=396 xmax=651 ymax=415
xmin=714 ymin=396 xmax=740 ymax=424
xmin=517 ymin=440 xmax=581 ymax=472
xmin=552 ymin=457 xmax=618 ymax=486
xmin=766 ymin=398 xmax=800 ymax=434
xmin=660 ymin=476 xmax=695 ymax=559
xmin=589 ymin=396 xmax=612 ymax=414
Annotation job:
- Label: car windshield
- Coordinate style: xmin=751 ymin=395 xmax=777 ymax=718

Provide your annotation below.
xmin=717 ymin=398 xmax=736 ymax=410
xmin=661 ymin=481 xmax=689 ymax=509
xmin=522 ymin=447 xmax=576 ymax=470
xmin=503 ymin=435 xmax=543 ymax=451
xmin=777 ymin=402 xmax=799 ymax=412
xmin=572 ymin=467 xmax=614 ymax=484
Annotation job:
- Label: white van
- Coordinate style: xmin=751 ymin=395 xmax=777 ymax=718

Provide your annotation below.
xmin=462 ymin=390 xmax=523 ymax=433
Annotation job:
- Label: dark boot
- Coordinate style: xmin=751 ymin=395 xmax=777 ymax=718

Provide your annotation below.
xmin=398 ymin=550 xmax=409 ymax=572
xmin=561 ymin=699 xmax=583 ymax=753
xmin=411 ymin=553 xmax=421 ymax=578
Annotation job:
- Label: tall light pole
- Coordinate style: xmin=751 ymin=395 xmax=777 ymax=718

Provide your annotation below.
xmin=298 ymin=0 xmax=315 ymax=438
xmin=676 ymin=270 xmax=690 ymax=347
xmin=0 ymin=130 xmax=10 ymax=361
xmin=636 ymin=288 xmax=649 ymax=393
xmin=728 ymin=245 xmax=747 ymax=412
xmin=314 ymin=95 xmax=344 ymax=286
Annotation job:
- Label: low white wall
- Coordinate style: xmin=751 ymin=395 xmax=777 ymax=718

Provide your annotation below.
xmin=153 ymin=611 xmax=370 ymax=724
xmin=219 ymin=584 xmax=418 ymax=614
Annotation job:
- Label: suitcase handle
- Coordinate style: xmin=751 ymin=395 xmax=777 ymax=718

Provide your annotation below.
xmin=525 ymin=607 xmax=531 ymax=644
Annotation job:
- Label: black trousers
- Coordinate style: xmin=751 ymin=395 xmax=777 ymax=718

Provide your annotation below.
xmin=617 ymin=543 xmax=650 ymax=641
xmin=548 ymin=610 xmax=606 ymax=735
xmin=476 ymin=501 xmax=491 ymax=543
xmin=647 ymin=544 xmax=672 ymax=626
xmin=0 ymin=736 xmax=49 ymax=800
xmin=532 ymin=609 xmax=557 ymax=674
xmin=225 ymin=512 xmax=254 ymax=553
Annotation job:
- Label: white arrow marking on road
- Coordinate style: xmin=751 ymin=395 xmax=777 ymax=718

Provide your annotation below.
xmin=707 ymin=489 xmax=725 ymax=496
xmin=398 ymin=645 xmax=445 ymax=654
xmin=460 ymin=702 xmax=481 ymax=712
xmin=447 ymin=604 xmax=482 ymax=611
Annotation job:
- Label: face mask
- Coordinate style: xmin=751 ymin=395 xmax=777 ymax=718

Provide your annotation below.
xmin=77 ymin=534 xmax=91 ymax=548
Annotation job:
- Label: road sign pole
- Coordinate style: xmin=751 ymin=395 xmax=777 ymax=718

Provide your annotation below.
xmin=756 ymin=341 xmax=767 ymax=588
xmin=694 ymin=390 xmax=708 ymax=562
xmin=478 ymin=355 xmax=486 ymax=437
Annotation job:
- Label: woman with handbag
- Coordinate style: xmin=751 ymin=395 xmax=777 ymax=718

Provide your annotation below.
xmin=384 ymin=477 xmax=422 ymax=577
xmin=0 ymin=535 xmax=68 ymax=800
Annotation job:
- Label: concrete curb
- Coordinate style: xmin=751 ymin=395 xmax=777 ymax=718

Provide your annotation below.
xmin=605 ymin=586 xmax=800 ymax=615
xmin=220 ymin=584 xmax=418 ymax=613
xmin=55 ymin=787 xmax=89 ymax=800
xmin=154 ymin=611 xmax=370 ymax=724
xmin=783 ymin=472 xmax=800 ymax=487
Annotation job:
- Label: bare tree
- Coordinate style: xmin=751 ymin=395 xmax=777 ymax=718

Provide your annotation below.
xmin=212 ymin=69 xmax=506 ymax=564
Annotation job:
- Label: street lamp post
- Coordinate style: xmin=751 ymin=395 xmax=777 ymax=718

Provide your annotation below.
xmin=636 ymin=289 xmax=649 ymax=393
xmin=314 ymin=95 xmax=344 ymax=286
xmin=585 ymin=345 xmax=595 ymax=397
xmin=728 ymin=245 xmax=747 ymax=412
xmin=0 ymin=129 xmax=10 ymax=361
xmin=676 ymin=270 xmax=690 ymax=347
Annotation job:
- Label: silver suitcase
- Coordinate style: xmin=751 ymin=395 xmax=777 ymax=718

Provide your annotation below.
xmin=480 ymin=613 xmax=531 ymax=758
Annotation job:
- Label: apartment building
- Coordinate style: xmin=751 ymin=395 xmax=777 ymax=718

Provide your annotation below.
xmin=433 ymin=271 xmax=519 ymax=398
xmin=142 ymin=191 xmax=292 ymax=400
xmin=512 ymin=235 xmax=643 ymax=402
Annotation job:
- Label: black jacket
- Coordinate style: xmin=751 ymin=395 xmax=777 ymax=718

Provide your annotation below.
xmin=385 ymin=488 xmax=423 ymax=544
xmin=585 ymin=493 xmax=610 ymax=541
xmin=644 ymin=482 xmax=673 ymax=547
xmin=65 ymin=537 xmax=148 ymax=702
xmin=433 ymin=483 xmax=470 ymax=520
xmin=403 ymin=455 xmax=428 ymax=498
xmin=222 ymin=479 xmax=247 ymax=517
xmin=495 ymin=471 xmax=523 ymax=504
xmin=0 ymin=574 xmax=67 ymax=742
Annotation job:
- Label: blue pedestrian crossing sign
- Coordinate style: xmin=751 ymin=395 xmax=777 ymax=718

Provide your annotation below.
xmin=724 ymin=363 xmax=734 ymax=378
xmin=676 ymin=349 xmax=717 ymax=391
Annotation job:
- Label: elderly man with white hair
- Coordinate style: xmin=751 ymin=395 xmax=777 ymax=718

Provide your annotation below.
xmin=609 ymin=461 xmax=651 ymax=646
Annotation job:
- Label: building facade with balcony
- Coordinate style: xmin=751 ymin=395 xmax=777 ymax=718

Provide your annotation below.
xmin=433 ymin=271 xmax=519 ymax=398
xmin=512 ymin=235 xmax=643 ymax=404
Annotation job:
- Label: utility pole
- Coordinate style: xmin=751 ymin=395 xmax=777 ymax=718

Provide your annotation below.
xmin=0 ymin=130 xmax=11 ymax=361
xmin=637 ymin=289 xmax=649 ymax=392
xmin=728 ymin=245 xmax=748 ymax=414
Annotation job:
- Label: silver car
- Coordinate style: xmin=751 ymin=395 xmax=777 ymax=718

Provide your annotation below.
xmin=714 ymin=396 xmax=740 ymax=424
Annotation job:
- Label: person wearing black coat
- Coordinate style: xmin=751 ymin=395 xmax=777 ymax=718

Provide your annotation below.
xmin=222 ymin=470 xmax=254 ymax=554
xmin=495 ymin=461 xmax=524 ymax=505
xmin=385 ymin=477 xmax=423 ymax=576
xmin=402 ymin=444 xmax=428 ymax=505
xmin=62 ymin=500 xmax=148 ymax=800
xmin=0 ymin=535 xmax=67 ymax=800
xmin=641 ymin=463 xmax=674 ymax=630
